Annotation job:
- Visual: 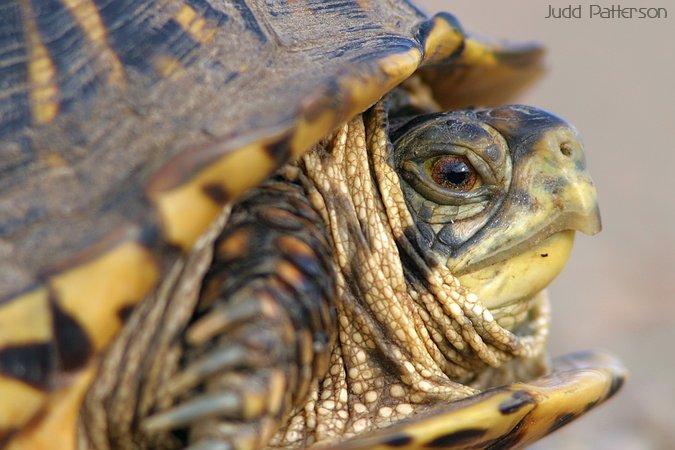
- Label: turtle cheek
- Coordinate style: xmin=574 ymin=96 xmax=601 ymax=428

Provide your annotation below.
xmin=457 ymin=231 xmax=576 ymax=309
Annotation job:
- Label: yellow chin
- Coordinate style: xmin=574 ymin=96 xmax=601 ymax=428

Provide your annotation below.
xmin=457 ymin=231 xmax=576 ymax=309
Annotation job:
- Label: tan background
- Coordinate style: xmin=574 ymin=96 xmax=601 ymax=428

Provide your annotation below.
xmin=416 ymin=1 xmax=675 ymax=449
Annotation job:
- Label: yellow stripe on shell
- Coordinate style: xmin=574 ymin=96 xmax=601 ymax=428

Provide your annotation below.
xmin=20 ymin=0 xmax=59 ymax=124
xmin=460 ymin=36 xmax=500 ymax=67
xmin=154 ymin=54 xmax=187 ymax=80
xmin=152 ymin=143 xmax=276 ymax=250
xmin=49 ymin=240 xmax=159 ymax=350
xmin=0 ymin=377 xmax=47 ymax=431
xmin=61 ymin=0 xmax=126 ymax=87
xmin=5 ymin=364 xmax=97 ymax=450
xmin=420 ymin=14 xmax=464 ymax=63
xmin=174 ymin=4 xmax=217 ymax=43
xmin=0 ymin=288 xmax=51 ymax=347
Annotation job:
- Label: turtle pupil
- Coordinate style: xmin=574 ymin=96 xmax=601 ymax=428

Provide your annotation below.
xmin=431 ymin=156 xmax=476 ymax=190
xmin=443 ymin=164 xmax=469 ymax=184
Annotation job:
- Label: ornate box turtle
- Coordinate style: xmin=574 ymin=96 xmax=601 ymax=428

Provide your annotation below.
xmin=0 ymin=1 xmax=625 ymax=449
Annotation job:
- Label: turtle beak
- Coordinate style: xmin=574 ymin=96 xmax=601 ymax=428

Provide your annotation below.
xmin=479 ymin=105 xmax=601 ymax=237
xmin=452 ymin=106 xmax=601 ymax=309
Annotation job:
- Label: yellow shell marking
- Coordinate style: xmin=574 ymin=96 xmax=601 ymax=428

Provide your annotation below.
xmin=153 ymin=143 xmax=276 ymax=250
xmin=460 ymin=36 xmax=500 ymax=68
xmin=0 ymin=288 xmax=51 ymax=346
xmin=50 ymin=240 xmax=159 ymax=350
xmin=61 ymin=0 xmax=126 ymax=87
xmin=6 ymin=364 xmax=97 ymax=450
xmin=20 ymin=0 xmax=59 ymax=124
xmin=421 ymin=14 xmax=464 ymax=62
xmin=154 ymin=54 xmax=186 ymax=80
xmin=174 ymin=4 xmax=217 ymax=43
xmin=0 ymin=377 xmax=47 ymax=431
xmin=507 ymin=367 xmax=621 ymax=447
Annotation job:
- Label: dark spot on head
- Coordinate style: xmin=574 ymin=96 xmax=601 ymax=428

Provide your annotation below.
xmin=385 ymin=434 xmax=413 ymax=447
xmin=510 ymin=189 xmax=534 ymax=209
xmin=540 ymin=253 xmax=548 ymax=258
xmin=50 ymin=292 xmax=93 ymax=372
xmin=202 ymin=183 xmax=229 ymax=205
xmin=560 ymin=142 xmax=574 ymax=157
xmin=498 ymin=390 xmax=536 ymax=415
xmin=548 ymin=412 xmax=578 ymax=434
xmin=425 ymin=428 xmax=488 ymax=447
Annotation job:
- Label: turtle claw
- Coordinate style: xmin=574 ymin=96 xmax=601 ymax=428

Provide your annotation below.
xmin=165 ymin=343 xmax=258 ymax=396
xmin=143 ymin=370 xmax=285 ymax=448
xmin=143 ymin=392 xmax=245 ymax=431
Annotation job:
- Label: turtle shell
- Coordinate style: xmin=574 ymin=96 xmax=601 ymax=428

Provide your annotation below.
xmin=0 ymin=0 xmax=544 ymax=447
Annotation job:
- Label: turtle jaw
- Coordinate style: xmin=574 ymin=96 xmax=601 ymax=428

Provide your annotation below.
xmin=450 ymin=106 xmax=601 ymax=310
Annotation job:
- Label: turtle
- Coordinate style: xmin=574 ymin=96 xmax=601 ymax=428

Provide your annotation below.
xmin=0 ymin=1 xmax=626 ymax=449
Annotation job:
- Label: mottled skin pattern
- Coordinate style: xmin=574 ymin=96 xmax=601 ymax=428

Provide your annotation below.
xmin=74 ymin=99 xmax=623 ymax=450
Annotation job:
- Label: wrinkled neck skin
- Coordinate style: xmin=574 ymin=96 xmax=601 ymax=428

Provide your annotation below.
xmin=269 ymin=103 xmax=550 ymax=448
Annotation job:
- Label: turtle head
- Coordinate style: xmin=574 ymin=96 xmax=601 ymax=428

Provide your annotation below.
xmin=393 ymin=105 xmax=600 ymax=309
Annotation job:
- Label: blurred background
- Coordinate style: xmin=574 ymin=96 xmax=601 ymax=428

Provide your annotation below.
xmin=417 ymin=1 xmax=675 ymax=449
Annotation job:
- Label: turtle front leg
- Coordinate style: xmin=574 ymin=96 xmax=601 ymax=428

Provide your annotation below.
xmin=140 ymin=174 xmax=338 ymax=450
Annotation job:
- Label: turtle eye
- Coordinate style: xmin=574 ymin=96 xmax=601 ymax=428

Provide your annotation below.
xmin=428 ymin=156 xmax=478 ymax=191
xmin=399 ymin=150 xmax=490 ymax=206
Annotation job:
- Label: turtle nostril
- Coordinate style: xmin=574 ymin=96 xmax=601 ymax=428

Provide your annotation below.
xmin=560 ymin=142 xmax=574 ymax=157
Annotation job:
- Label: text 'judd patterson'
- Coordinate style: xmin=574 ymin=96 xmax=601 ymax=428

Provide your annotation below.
xmin=546 ymin=4 xmax=668 ymax=19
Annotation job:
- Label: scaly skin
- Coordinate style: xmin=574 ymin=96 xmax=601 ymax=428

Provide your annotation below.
xmin=78 ymin=101 xmax=621 ymax=450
